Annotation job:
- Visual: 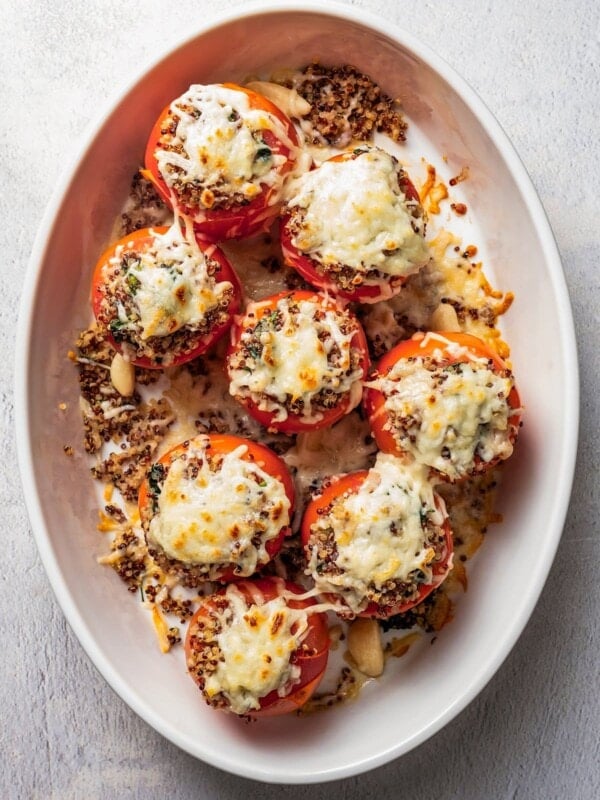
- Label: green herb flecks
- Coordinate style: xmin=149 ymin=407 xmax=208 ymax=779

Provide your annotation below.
xmin=126 ymin=273 xmax=141 ymax=294
xmin=148 ymin=462 xmax=166 ymax=513
xmin=255 ymin=146 xmax=272 ymax=163
xmin=109 ymin=318 xmax=128 ymax=339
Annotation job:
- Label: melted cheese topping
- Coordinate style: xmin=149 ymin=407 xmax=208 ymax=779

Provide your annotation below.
xmin=307 ymin=454 xmax=446 ymax=614
xmin=372 ymin=351 xmax=515 ymax=479
xmin=228 ymin=296 xmax=363 ymax=423
xmin=204 ymin=585 xmax=308 ymax=714
xmin=285 ymin=148 xmax=429 ymax=276
xmin=113 ymin=223 xmax=232 ymax=339
xmin=148 ymin=438 xmax=290 ymax=572
xmin=155 ymin=84 xmax=294 ymax=205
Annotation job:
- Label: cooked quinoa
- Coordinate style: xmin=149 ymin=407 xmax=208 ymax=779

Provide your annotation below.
xmin=74 ymin=324 xmax=175 ymax=502
xmin=284 ymin=62 xmax=407 ymax=146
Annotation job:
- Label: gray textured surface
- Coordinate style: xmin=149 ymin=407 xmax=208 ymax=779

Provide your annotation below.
xmin=2 ymin=0 xmax=599 ymax=797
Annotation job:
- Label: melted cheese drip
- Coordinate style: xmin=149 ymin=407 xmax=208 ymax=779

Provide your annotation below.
xmin=373 ymin=352 xmax=514 ymax=479
xmin=115 ymin=223 xmax=231 ymax=339
xmin=229 ymin=296 xmax=363 ymax=423
xmin=149 ymin=438 xmax=290 ymax=571
xmin=204 ymin=585 xmax=308 ymax=714
xmin=285 ymin=148 xmax=429 ymax=276
xmin=155 ymin=84 xmax=294 ymax=203
xmin=307 ymin=454 xmax=445 ymax=614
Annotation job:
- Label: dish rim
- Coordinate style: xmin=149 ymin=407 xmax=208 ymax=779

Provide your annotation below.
xmin=15 ymin=0 xmax=579 ymax=783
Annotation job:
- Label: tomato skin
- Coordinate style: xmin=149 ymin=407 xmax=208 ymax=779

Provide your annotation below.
xmin=184 ymin=577 xmax=330 ymax=716
xmin=363 ymin=331 xmax=522 ymax=479
xmin=280 ymin=150 xmax=423 ymax=303
xmin=301 ymin=471 xmax=453 ymax=619
xmin=138 ymin=434 xmax=295 ymax=581
xmin=91 ymin=226 xmax=241 ymax=369
xmin=226 ymin=289 xmax=370 ymax=434
xmin=144 ymin=83 xmax=299 ymax=242
xmin=280 ymin=223 xmax=402 ymax=304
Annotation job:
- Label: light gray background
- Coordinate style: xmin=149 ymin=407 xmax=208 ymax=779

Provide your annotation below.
xmin=1 ymin=1 xmax=598 ymax=798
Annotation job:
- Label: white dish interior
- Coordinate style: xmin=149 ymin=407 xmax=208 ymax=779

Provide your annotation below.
xmin=17 ymin=2 xmax=578 ymax=784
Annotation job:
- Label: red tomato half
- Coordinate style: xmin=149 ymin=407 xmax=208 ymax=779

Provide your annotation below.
xmin=144 ymin=83 xmax=299 ymax=242
xmin=91 ymin=225 xmax=241 ymax=368
xmin=363 ymin=331 xmax=522 ymax=479
xmin=280 ymin=148 xmax=424 ymax=303
xmin=301 ymin=470 xmax=453 ymax=619
xmin=138 ymin=434 xmax=295 ymax=583
xmin=226 ymin=289 xmax=370 ymax=433
xmin=185 ymin=577 xmax=330 ymax=716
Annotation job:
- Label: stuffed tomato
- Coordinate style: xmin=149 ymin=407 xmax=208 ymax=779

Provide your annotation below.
xmin=138 ymin=434 xmax=294 ymax=585
xmin=185 ymin=577 xmax=330 ymax=716
xmin=301 ymin=453 xmax=453 ymax=619
xmin=91 ymin=222 xmax=240 ymax=368
xmin=363 ymin=331 xmax=522 ymax=481
xmin=144 ymin=83 xmax=299 ymax=241
xmin=281 ymin=145 xmax=429 ymax=303
xmin=226 ymin=289 xmax=370 ymax=433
